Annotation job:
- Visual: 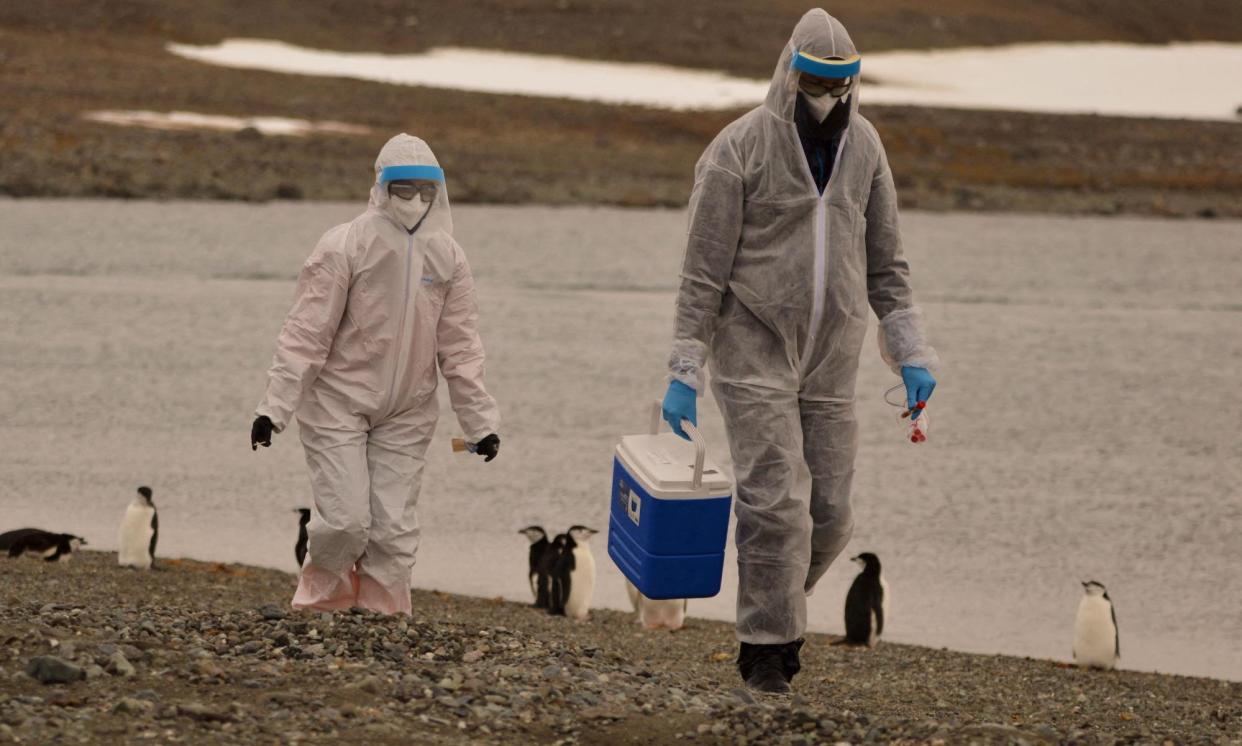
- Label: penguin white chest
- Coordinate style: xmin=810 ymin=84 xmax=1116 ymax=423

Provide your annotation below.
xmin=1074 ymin=596 xmax=1118 ymax=669
xmin=118 ymin=503 xmax=155 ymax=569
xmin=563 ymin=545 xmax=595 ymax=621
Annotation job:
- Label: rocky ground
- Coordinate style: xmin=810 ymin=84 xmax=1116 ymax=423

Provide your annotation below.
xmin=1 ymin=552 xmax=1238 ymax=745
xmin=2 ymin=1 xmax=1241 ymax=216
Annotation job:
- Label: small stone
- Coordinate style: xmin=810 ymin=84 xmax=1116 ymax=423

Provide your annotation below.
xmin=107 ymin=652 xmax=136 ymax=678
xmin=114 ymin=697 xmax=155 ymax=716
xmin=25 ymin=656 xmax=84 ymax=685
xmin=462 ymin=650 xmax=484 ymax=663
xmin=179 ymin=702 xmax=232 ymax=722
xmin=259 ymin=604 xmax=287 ymax=621
xmin=83 ymin=665 xmax=106 ymax=680
xmin=346 ymin=676 xmax=385 ymax=695
xmin=238 ymin=640 xmax=265 ymax=655
xmin=192 ymin=660 xmax=224 ymax=678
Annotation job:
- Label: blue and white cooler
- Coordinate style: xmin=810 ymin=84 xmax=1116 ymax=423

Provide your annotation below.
xmin=608 ymin=402 xmax=733 ymax=600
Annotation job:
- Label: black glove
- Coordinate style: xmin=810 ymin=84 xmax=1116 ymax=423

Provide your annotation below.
xmin=251 ymin=416 xmax=274 ymax=451
xmin=474 ymin=433 xmax=500 ymax=462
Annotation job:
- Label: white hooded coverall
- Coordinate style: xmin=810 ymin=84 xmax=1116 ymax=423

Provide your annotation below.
xmin=669 ymin=10 xmax=938 ymax=644
xmin=256 ymin=134 xmax=500 ymax=615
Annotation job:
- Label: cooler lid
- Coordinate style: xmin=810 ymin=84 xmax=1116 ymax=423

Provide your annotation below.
xmin=617 ymin=432 xmax=732 ymax=494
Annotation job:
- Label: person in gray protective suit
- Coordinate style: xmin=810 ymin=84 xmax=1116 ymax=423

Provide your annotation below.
xmin=661 ymin=9 xmax=939 ymax=693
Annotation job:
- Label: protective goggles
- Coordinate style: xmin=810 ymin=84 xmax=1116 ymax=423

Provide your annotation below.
xmin=379 ymin=164 xmax=444 ymax=201
xmin=387 ymin=180 xmax=438 ymax=201
xmin=792 ymin=50 xmax=859 ymax=96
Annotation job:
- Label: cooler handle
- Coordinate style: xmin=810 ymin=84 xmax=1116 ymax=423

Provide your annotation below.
xmin=649 ymin=400 xmax=707 ymax=490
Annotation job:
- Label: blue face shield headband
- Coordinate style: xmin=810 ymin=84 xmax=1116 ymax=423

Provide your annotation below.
xmin=379 ymin=164 xmax=445 ymax=185
xmin=791 ymin=50 xmax=861 ymax=79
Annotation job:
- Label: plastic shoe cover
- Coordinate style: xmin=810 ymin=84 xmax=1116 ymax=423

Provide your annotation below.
xmin=738 ymin=639 xmax=804 ymax=694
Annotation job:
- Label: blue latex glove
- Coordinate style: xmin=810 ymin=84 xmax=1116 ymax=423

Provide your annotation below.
xmin=662 ymin=380 xmax=698 ymax=440
xmin=901 ymin=366 xmax=936 ymax=421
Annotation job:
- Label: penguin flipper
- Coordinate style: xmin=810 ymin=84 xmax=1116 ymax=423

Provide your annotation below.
xmin=148 ymin=512 xmax=159 ymax=562
xmin=874 ymin=598 xmax=885 ymax=638
xmin=1111 ymin=604 xmax=1120 ymax=658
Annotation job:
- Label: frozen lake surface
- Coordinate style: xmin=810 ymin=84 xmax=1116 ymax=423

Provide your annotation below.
xmin=166 ymin=39 xmax=1242 ymax=120
xmin=1 ymin=199 xmax=1239 ymax=681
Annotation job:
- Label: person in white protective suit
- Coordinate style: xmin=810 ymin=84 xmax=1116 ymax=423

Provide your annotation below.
xmin=661 ymin=10 xmax=940 ymax=693
xmin=251 ymin=133 xmax=501 ymax=615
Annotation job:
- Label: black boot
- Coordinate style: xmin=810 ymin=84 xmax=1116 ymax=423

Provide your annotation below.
xmin=737 ymin=639 xmax=804 ymax=694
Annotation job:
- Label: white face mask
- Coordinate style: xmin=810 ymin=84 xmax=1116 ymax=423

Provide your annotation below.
xmin=802 ymin=91 xmax=841 ymax=123
xmin=391 ymin=194 xmax=432 ymax=230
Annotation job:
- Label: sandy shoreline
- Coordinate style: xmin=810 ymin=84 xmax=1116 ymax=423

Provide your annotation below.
xmin=1 ymin=552 xmax=1237 ymax=745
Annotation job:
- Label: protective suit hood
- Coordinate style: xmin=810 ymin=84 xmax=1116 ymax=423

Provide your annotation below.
xmin=370 ymin=133 xmax=453 ymax=237
xmin=765 ymin=9 xmax=861 ymax=124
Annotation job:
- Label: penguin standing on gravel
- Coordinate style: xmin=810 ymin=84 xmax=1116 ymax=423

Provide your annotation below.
xmin=548 ymin=532 xmax=571 ymax=616
xmin=118 ymin=486 xmax=158 ymax=570
xmin=294 ymin=508 xmax=311 ymax=568
xmin=562 ymin=525 xmax=598 ymax=621
xmin=842 ymin=552 xmax=888 ymax=647
xmin=0 ymin=529 xmax=86 ymax=562
xmin=1074 ymin=580 xmax=1120 ymax=670
xmin=548 ymin=526 xmax=598 ymax=620
xmin=518 ymin=525 xmax=552 ymax=608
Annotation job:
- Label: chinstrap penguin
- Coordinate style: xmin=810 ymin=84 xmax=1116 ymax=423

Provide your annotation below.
xmin=519 ymin=525 xmax=552 ymax=608
xmin=626 ymin=579 xmax=688 ymax=630
xmin=1074 ymin=580 xmax=1120 ymax=670
xmin=548 ymin=526 xmax=597 ymax=620
xmin=548 ymin=533 xmax=571 ymax=616
xmin=294 ymin=508 xmax=311 ymax=568
xmin=118 ymin=486 xmax=158 ymax=570
xmin=842 ymin=552 xmax=888 ymax=647
xmin=0 ymin=529 xmax=86 ymax=562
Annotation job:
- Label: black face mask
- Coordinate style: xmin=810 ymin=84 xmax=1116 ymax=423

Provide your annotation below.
xmin=810 ymin=93 xmax=850 ymax=139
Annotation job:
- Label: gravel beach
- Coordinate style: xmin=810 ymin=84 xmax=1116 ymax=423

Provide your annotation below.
xmin=1 ymin=552 xmax=1237 ymax=745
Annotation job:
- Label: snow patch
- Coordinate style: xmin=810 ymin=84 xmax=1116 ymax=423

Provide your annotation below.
xmin=166 ymin=38 xmax=1242 ymax=121
xmin=83 ymin=110 xmax=371 ymax=137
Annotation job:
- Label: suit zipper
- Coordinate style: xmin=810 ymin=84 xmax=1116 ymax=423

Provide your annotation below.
xmin=800 ymin=128 xmax=849 ymax=372
xmin=385 ymin=233 xmax=414 ymax=414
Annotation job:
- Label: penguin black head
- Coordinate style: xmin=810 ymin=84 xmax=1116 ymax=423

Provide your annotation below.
xmin=137 ymin=486 xmax=154 ymax=505
xmin=1081 ymin=580 xmax=1109 ymax=598
xmin=851 ymin=552 xmax=881 ymax=573
xmin=519 ymin=526 xmax=547 ymax=544
xmin=567 ymin=525 xmax=598 ymax=543
xmin=58 ymin=533 xmax=87 ymax=552
xmin=294 ymin=508 xmax=311 ymax=525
